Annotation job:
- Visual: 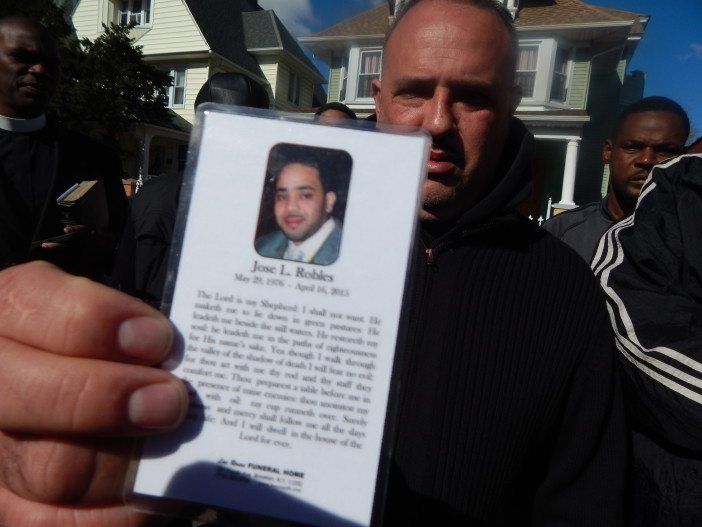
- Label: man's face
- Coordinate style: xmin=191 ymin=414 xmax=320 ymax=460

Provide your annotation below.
xmin=274 ymin=163 xmax=336 ymax=245
xmin=318 ymin=109 xmax=352 ymax=125
xmin=373 ymin=0 xmax=519 ymax=222
xmin=0 ymin=20 xmax=59 ymax=118
xmin=604 ymin=111 xmax=688 ymax=209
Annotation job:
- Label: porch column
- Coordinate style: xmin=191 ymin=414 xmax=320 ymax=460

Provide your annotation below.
xmin=138 ymin=131 xmax=153 ymax=186
xmin=556 ymin=138 xmax=580 ymax=209
xmin=506 ymin=0 xmax=518 ymax=17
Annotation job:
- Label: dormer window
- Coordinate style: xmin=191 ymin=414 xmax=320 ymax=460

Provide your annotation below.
xmin=356 ymin=50 xmax=381 ymax=99
xmin=515 ymin=39 xmax=572 ymax=108
xmin=550 ymin=47 xmax=570 ymax=102
xmin=516 ymin=45 xmax=538 ymax=98
xmin=119 ymin=0 xmax=152 ymax=27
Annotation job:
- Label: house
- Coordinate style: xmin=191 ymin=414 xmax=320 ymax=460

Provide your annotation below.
xmin=70 ymin=0 xmax=325 ymax=183
xmin=299 ymin=0 xmax=648 ymax=217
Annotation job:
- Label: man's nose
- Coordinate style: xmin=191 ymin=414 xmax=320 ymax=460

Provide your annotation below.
xmin=634 ymin=147 xmax=657 ymax=169
xmin=422 ymin=89 xmax=455 ymax=137
xmin=287 ymin=195 xmax=301 ymax=211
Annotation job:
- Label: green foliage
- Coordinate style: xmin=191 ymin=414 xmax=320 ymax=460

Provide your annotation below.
xmin=55 ymin=23 xmax=173 ymax=142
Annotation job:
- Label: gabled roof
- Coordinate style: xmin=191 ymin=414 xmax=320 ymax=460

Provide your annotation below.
xmin=516 ymin=0 xmax=643 ymax=32
xmin=183 ymin=0 xmax=264 ymax=79
xmin=314 ymin=4 xmax=389 ymax=37
xmin=307 ymin=0 xmax=642 ymax=38
xmin=242 ymin=10 xmax=323 ymax=78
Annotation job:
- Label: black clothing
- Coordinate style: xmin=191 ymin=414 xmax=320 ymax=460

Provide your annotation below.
xmin=112 ymin=173 xmax=182 ymax=307
xmin=594 ymin=154 xmax=702 ymax=526
xmin=541 ymin=197 xmax=617 ymax=263
xmin=383 ymin=119 xmax=626 ymax=526
xmin=128 ymin=119 xmax=625 ymax=526
xmin=0 ymin=123 xmax=127 ymax=279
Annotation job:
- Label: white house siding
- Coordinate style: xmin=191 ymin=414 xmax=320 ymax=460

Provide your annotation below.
xmin=273 ymin=61 xmax=315 ymax=111
xmin=133 ymin=0 xmax=209 ymax=54
xmin=300 ymin=76 xmax=313 ymax=107
xmin=258 ymin=57 xmax=279 ymax=95
xmin=274 ymin=62 xmax=295 ymax=111
xmin=163 ymin=62 xmax=209 ymax=123
xmin=72 ymin=0 xmax=101 ymax=40
xmin=327 ymin=54 xmax=342 ymax=103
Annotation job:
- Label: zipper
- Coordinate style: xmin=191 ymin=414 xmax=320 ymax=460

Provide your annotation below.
xmin=422 ymin=220 xmax=506 ymax=267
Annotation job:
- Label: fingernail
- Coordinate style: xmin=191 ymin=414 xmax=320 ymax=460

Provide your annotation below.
xmin=128 ymin=381 xmax=187 ymax=429
xmin=118 ymin=317 xmax=173 ymax=361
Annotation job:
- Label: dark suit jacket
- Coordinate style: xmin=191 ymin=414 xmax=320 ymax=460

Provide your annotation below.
xmin=254 ymin=220 xmax=342 ymax=265
xmin=0 ymin=123 xmax=127 ymax=279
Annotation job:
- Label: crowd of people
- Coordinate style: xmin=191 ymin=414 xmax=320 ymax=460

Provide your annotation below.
xmin=0 ymin=0 xmax=701 ymax=526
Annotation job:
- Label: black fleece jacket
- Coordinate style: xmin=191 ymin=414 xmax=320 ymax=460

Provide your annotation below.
xmin=383 ymin=119 xmax=626 ymax=526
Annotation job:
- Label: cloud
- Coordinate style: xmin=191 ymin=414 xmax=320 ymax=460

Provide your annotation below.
xmin=679 ymin=43 xmax=702 ymax=61
xmin=259 ymin=0 xmax=319 ymax=36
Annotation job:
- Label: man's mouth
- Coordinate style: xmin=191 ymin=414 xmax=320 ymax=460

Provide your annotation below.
xmin=427 ymin=150 xmax=461 ymax=174
xmin=19 ymin=83 xmax=46 ymax=96
xmin=628 ymin=173 xmax=649 ymax=185
xmin=284 ymin=216 xmax=304 ymax=229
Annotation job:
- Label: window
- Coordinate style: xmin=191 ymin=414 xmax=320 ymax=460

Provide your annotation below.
xmin=516 ymin=46 xmax=538 ymax=98
xmin=550 ymin=48 xmax=569 ymax=102
xmin=287 ymin=70 xmax=300 ymax=106
xmin=119 ymin=0 xmax=152 ymax=26
xmin=166 ymin=68 xmax=186 ymax=107
xmin=356 ymin=49 xmax=381 ymax=99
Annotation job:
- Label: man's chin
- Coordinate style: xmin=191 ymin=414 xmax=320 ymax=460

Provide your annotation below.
xmin=420 ymin=182 xmax=461 ymax=221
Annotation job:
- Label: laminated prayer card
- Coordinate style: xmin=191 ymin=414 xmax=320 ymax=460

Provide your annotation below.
xmin=130 ymin=106 xmax=430 ymax=527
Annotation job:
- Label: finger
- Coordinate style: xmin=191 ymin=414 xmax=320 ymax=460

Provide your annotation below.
xmin=0 ymin=484 xmax=158 ymax=527
xmin=0 ymin=432 xmax=132 ymax=504
xmin=0 ymin=262 xmax=174 ymax=364
xmin=41 ymin=242 xmax=63 ymax=249
xmin=0 ymin=341 xmax=187 ymax=435
xmin=64 ymin=225 xmax=90 ymax=233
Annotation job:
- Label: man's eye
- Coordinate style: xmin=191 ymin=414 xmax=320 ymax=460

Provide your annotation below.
xmin=455 ymin=91 xmax=490 ymax=107
xmin=301 ymin=192 xmax=314 ymax=200
xmin=275 ymin=194 xmax=286 ymax=202
xmin=620 ymin=144 xmax=641 ymax=152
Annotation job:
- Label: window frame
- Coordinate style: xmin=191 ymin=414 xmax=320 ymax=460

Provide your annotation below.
xmin=355 ymin=48 xmax=382 ymax=100
xmin=287 ymin=69 xmax=300 ymax=106
xmin=166 ymin=67 xmax=186 ymax=108
xmin=515 ymin=38 xmax=573 ymax=109
xmin=118 ymin=0 xmax=152 ymax=27
xmin=338 ymin=55 xmax=349 ymax=102
xmin=516 ymin=44 xmax=539 ymax=100
xmin=549 ymin=46 xmax=572 ymax=104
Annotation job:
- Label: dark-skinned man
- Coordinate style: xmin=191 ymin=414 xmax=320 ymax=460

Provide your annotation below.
xmin=0 ymin=16 xmax=126 ymax=280
xmin=0 ymin=1 xmax=625 ymax=526
xmin=543 ymin=96 xmax=689 ymax=263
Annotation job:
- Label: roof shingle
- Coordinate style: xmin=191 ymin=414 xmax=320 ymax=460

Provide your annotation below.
xmin=309 ymin=0 xmax=643 ymax=38
xmin=314 ymin=4 xmax=389 ymax=37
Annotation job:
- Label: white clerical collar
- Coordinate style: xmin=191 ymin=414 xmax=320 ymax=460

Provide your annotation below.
xmin=0 ymin=113 xmax=46 ymax=133
xmin=284 ymin=217 xmax=336 ymax=263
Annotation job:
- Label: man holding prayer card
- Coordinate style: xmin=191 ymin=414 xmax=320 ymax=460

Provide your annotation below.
xmin=0 ymin=0 xmax=624 ymax=526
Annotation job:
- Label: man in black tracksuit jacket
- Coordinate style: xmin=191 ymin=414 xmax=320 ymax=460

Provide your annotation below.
xmin=595 ymin=154 xmax=702 ymax=526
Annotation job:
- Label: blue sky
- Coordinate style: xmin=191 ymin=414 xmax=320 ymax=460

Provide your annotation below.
xmin=262 ymin=0 xmax=701 ymax=142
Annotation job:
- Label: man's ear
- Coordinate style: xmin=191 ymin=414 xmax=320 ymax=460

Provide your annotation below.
xmin=372 ymin=79 xmax=383 ymax=120
xmin=510 ymin=84 xmax=522 ymax=115
xmin=602 ymin=139 xmax=613 ymax=164
xmin=325 ymin=191 xmax=337 ymax=214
